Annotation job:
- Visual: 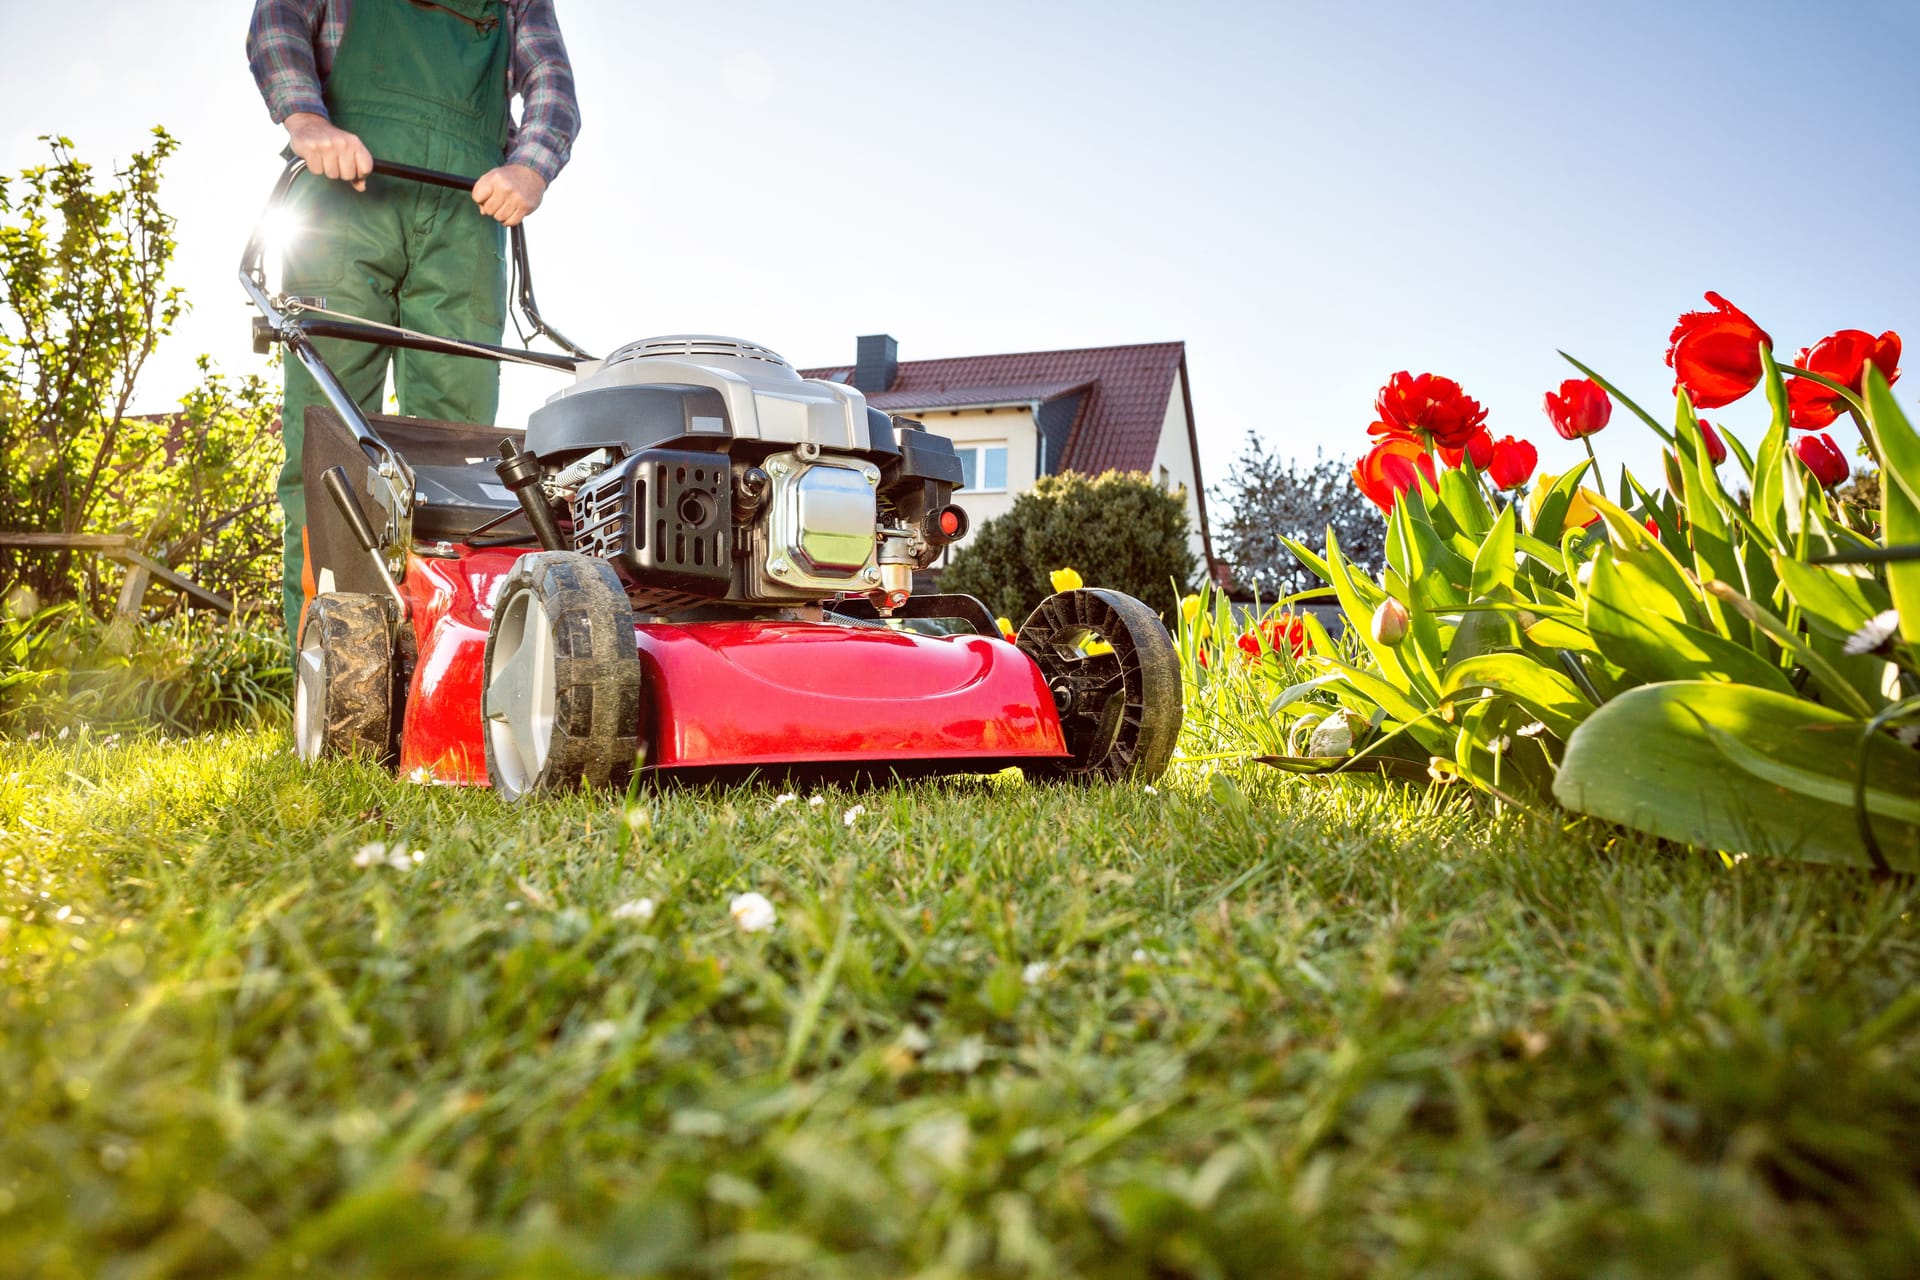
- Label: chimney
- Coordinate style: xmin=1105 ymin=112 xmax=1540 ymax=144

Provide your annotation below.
xmin=853 ymin=333 xmax=898 ymax=393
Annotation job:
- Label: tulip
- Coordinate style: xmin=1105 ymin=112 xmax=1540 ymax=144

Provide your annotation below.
xmin=1666 ymin=291 xmax=1772 ymax=409
xmin=996 ymin=616 xmax=1016 ymax=641
xmin=1694 ymin=419 xmax=1728 ymax=466
xmin=1237 ymin=613 xmax=1306 ymax=661
xmin=1369 ymin=371 xmax=1489 ymax=451
xmin=1439 ymin=428 xmax=1494 ymax=470
xmin=1529 ymin=472 xmax=1600 ymax=533
xmin=1786 ymin=329 xmax=1901 ymax=431
xmin=1543 ymin=378 xmax=1611 ymax=441
xmin=1486 ymin=435 xmax=1537 ymax=490
xmin=1792 ymin=433 xmax=1850 ymax=488
xmin=1353 ymin=436 xmax=1437 ymax=514
xmin=1049 ymin=567 xmax=1083 ymax=594
xmin=1370 ymin=598 xmax=1410 ymax=646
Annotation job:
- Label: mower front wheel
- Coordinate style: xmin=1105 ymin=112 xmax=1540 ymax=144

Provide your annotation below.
xmin=482 ymin=552 xmax=643 ymax=802
xmin=1017 ymin=588 xmax=1183 ymax=784
xmin=294 ymin=593 xmax=397 ymax=764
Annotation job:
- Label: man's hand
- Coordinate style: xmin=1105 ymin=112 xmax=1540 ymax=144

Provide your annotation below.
xmin=472 ymin=164 xmax=547 ymax=226
xmin=285 ymin=112 xmax=373 ymax=190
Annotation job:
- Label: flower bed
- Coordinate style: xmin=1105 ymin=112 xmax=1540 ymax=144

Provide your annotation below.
xmin=1185 ymin=294 xmax=1918 ymax=870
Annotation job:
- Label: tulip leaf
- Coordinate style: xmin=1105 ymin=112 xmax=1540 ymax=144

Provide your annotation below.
xmin=1530 ymin=460 xmax=1594 ymax=542
xmin=1772 ymin=555 xmax=1886 ymax=641
xmin=1751 ymin=346 xmax=1792 ymax=544
xmin=1470 ymin=504 xmax=1517 ymax=598
xmin=1441 ymin=653 xmax=1593 ymax=740
xmin=1280 ymin=535 xmax=1335 ymax=589
xmin=1719 ymin=422 xmax=1757 ymax=484
xmin=1524 ymin=615 xmax=1598 ymax=653
xmin=1861 ymin=366 xmax=1920 ymax=645
xmin=1554 ymin=682 xmax=1920 ymax=871
xmin=1585 ymin=491 xmax=1709 ymax=625
xmin=1514 ymin=532 xmax=1566 ymax=576
xmin=1585 ymin=556 xmax=1794 ymax=694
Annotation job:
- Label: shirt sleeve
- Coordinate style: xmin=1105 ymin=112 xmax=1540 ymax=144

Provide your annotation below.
xmin=246 ymin=0 xmax=330 ymax=123
xmin=506 ymin=0 xmax=582 ymax=183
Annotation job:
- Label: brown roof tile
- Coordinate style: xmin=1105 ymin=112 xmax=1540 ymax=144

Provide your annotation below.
xmin=801 ymin=341 xmax=1185 ymax=475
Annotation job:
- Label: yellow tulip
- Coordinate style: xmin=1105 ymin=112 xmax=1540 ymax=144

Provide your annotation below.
xmin=1179 ymin=594 xmax=1203 ymax=625
xmin=996 ymin=616 xmax=1016 ymax=640
xmin=1050 ymin=567 xmax=1084 ymax=593
xmin=1529 ymin=472 xmax=1601 ymax=535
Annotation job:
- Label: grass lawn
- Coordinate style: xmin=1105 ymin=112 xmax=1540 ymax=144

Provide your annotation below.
xmin=3 ymin=730 xmax=1919 ymax=1278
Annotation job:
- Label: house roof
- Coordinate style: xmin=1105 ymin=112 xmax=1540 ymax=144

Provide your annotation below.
xmin=800 ymin=341 xmax=1186 ymax=475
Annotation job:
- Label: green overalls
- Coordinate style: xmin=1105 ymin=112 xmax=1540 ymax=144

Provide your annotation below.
xmin=278 ymin=0 xmax=511 ymax=638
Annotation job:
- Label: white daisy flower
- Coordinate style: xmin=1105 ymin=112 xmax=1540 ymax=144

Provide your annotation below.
xmin=1142 ymin=784 xmax=1158 ymax=795
xmin=611 ymin=897 xmax=656 ymax=922
xmin=1021 ymin=961 xmax=1051 ymax=986
xmin=405 ymin=765 xmax=435 ymax=785
xmin=1843 ymin=609 xmax=1900 ymax=656
xmin=730 ymin=891 xmax=777 ymax=933
xmin=770 ymin=792 xmax=798 ymax=809
xmin=842 ymin=804 xmax=866 ymax=827
xmin=351 ymin=842 xmax=388 ymax=868
xmin=807 ymin=795 xmax=826 ymax=811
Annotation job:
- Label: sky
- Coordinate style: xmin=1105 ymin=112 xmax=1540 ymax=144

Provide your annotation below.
xmin=4 ymin=0 xmax=1918 ymax=499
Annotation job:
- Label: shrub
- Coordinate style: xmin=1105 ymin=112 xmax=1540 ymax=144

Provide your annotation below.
xmin=1 ymin=131 xmax=282 ymax=615
xmin=940 ymin=471 xmax=1197 ymax=622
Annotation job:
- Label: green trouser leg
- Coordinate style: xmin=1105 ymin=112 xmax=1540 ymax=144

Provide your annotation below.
xmin=276 ymin=173 xmax=504 ymax=639
xmin=394 ymin=183 xmax=507 ymax=424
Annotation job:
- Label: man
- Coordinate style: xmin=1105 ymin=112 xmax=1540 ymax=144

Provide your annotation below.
xmin=246 ymin=0 xmax=581 ymax=639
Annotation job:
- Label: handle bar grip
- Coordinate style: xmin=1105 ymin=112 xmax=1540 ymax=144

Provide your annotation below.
xmin=368 ymin=158 xmax=480 ymax=193
xmin=322 ymin=465 xmax=382 ymax=554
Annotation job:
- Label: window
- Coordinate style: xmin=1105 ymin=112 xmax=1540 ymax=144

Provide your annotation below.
xmin=1159 ymin=465 xmax=1171 ymax=490
xmin=957 ymin=443 xmax=1009 ymax=492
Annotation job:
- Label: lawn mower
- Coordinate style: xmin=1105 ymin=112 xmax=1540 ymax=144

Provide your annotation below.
xmin=242 ymin=158 xmax=1182 ymax=799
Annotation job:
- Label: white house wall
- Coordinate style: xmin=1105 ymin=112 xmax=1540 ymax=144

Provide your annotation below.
xmin=919 ymin=405 xmax=1039 ymax=550
xmin=1150 ymin=368 xmax=1209 ymax=568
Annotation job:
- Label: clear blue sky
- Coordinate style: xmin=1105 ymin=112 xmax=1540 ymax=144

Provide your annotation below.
xmin=3 ymin=0 xmax=1916 ymax=493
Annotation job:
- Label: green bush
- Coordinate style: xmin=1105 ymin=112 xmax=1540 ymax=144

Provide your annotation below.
xmin=940 ymin=471 xmax=1197 ymax=622
xmin=1 ymin=131 xmax=282 ymax=616
xmin=0 ymin=601 xmax=291 ymax=737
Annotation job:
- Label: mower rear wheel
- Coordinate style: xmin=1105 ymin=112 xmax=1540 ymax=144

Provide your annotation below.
xmin=294 ymin=593 xmax=396 ymax=764
xmin=1016 ymin=588 xmax=1183 ymax=783
xmin=482 ymin=552 xmax=643 ymax=802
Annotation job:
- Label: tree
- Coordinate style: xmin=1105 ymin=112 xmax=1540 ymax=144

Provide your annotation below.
xmin=1 ymin=131 xmax=282 ymax=613
xmin=940 ymin=470 xmax=1197 ymax=623
xmin=1210 ymin=433 xmax=1384 ymax=602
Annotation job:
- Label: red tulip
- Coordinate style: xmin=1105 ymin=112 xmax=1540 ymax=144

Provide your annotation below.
xmin=1644 ymin=514 xmax=1661 ymax=537
xmin=1666 ymin=291 xmax=1772 ymax=409
xmin=1353 ymin=436 xmax=1438 ymax=513
xmin=1543 ymin=378 xmax=1612 ymax=440
xmin=1486 ymin=435 xmax=1538 ymax=490
xmin=1439 ymin=428 xmax=1495 ymax=470
xmin=1786 ymin=329 xmax=1901 ymax=431
xmin=1695 ymin=419 xmax=1728 ymax=466
xmin=1792 ymin=433 xmax=1850 ymax=488
xmin=1369 ymin=371 xmax=1489 ymax=451
xmin=1238 ymin=613 xmax=1307 ymax=662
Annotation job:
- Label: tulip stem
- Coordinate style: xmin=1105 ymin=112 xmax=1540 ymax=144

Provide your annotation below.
xmin=1846 ymin=405 xmax=1884 ymax=470
xmin=1581 ymin=437 xmax=1605 ymax=501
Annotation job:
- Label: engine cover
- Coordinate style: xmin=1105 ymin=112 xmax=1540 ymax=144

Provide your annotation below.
xmin=570 ymin=448 xmax=731 ymax=598
xmin=749 ymin=450 xmax=881 ymax=598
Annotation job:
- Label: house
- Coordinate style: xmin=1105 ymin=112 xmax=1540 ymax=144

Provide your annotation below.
xmin=801 ymin=336 xmax=1216 ymax=573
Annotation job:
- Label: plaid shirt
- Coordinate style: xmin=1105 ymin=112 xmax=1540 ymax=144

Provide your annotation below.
xmin=246 ymin=0 xmax=579 ymax=183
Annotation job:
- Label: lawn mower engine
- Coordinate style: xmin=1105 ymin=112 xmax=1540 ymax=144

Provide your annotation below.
xmin=536 ymin=335 xmax=967 ymax=616
xmin=293 ymin=334 xmax=1183 ymax=800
